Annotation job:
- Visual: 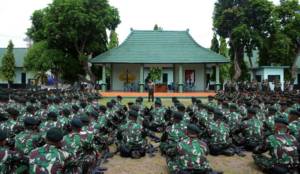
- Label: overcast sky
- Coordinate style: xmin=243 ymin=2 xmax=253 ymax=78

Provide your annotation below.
xmin=0 ymin=0 xmax=280 ymax=48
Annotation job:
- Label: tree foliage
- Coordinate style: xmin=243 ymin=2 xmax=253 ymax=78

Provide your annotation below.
xmin=213 ymin=0 xmax=275 ymax=81
xmin=108 ymin=30 xmax=119 ymax=49
xmin=210 ymin=33 xmax=220 ymax=53
xmin=26 ymin=0 xmax=120 ymax=83
xmin=0 ymin=41 xmax=16 ymax=87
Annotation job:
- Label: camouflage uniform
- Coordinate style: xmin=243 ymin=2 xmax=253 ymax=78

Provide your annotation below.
xmin=160 ymin=120 xmax=187 ymax=154
xmin=29 ymin=144 xmax=70 ymax=174
xmin=118 ymin=120 xmax=146 ymax=150
xmin=207 ymin=120 xmax=233 ymax=155
xmin=253 ymin=132 xmax=299 ymax=172
xmin=62 ymin=130 xmax=93 ymax=156
xmin=167 ymin=136 xmax=211 ymax=173
xmin=240 ymin=117 xmax=264 ymax=150
xmin=15 ymin=130 xmax=42 ymax=155
xmin=288 ymin=119 xmax=300 ymax=138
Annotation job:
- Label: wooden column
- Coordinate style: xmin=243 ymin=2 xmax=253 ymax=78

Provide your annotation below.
xmin=102 ymin=64 xmax=106 ymax=91
xmin=178 ymin=64 xmax=183 ymax=93
xmin=139 ymin=64 xmax=144 ymax=92
xmin=216 ymin=64 xmax=220 ymax=90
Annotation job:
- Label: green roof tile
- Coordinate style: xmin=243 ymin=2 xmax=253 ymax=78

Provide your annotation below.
xmin=0 ymin=48 xmax=27 ymax=68
xmin=91 ymin=30 xmax=229 ymax=64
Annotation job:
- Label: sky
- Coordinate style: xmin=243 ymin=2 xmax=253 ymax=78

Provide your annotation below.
xmin=0 ymin=0 xmax=280 ymax=48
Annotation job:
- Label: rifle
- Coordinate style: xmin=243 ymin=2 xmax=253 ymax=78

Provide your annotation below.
xmin=145 ymin=143 xmax=158 ymax=157
xmin=145 ymin=129 xmax=161 ymax=143
xmin=91 ymin=149 xmax=109 ymax=174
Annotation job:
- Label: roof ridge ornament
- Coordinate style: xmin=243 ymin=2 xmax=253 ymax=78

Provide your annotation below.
xmin=130 ymin=28 xmax=134 ymax=31
xmin=186 ymin=28 xmax=190 ymax=32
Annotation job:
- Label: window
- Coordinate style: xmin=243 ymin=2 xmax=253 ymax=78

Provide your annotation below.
xmin=268 ymin=75 xmax=280 ymax=82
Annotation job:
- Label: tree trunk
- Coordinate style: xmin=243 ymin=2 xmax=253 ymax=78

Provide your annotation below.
xmin=233 ymin=49 xmax=242 ymax=81
xmin=82 ymin=61 xmax=96 ymax=83
xmin=291 ymin=47 xmax=300 ymax=85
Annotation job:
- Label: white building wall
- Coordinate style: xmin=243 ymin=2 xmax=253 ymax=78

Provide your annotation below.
xmin=255 ymin=68 xmax=284 ymax=90
xmin=0 ymin=68 xmax=35 ymax=84
xmin=112 ymin=64 xmax=140 ymax=91
xmin=174 ymin=64 xmax=205 ymax=91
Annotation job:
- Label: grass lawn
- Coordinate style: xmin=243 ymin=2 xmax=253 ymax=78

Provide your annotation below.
xmin=99 ymin=97 xmax=261 ymax=174
xmin=99 ymin=98 xmax=197 ymax=107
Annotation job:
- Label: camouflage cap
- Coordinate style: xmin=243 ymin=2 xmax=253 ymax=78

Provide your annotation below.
xmin=0 ymin=112 xmax=8 ymax=121
xmin=247 ymin=108 xmax=257 ymax=115
xmin=128 ymin=110 xmax=138 ymax=119
xmin=275 ymin=117 xmax=289 ymax=125
xmin=99 ymin=105 xmax=107 ymax=113
xmin=172 ymin=111 xmax=183 ymax=120
xmin=107 ymin=102 xmax=113 ymax=108
xmin=0 ymin=130 xmax=7 ymax=141
xmin=268 ymin=107 xmax=277 ymax=113
xmin=229 ymin=104 xmax=238 ymax=110
xmin=177 ymin=104 xmax=186 ymax=112
xmin=46 ymin=128 xmax=63 ymax=142
xmin=131 ymin=105 xmax=140 ymax=112
xmin=117 ymin=95 xmax=122 ymax=100
xmin=187 ymin=124 xmax=200 ymax=134
xmin=289 ymin=110 xmax=300 ymax=117
xmin=6 ymin=108 xmax=19 ymax=117
xmin=47 ymin=112 xmax=58 ymax=119
xmin=80 ymin=114 xmax=89 ymax=123
xmin=111 ymin=99 xmax=117 ymax=104
xmin=24 ymin=117 xmax=39 ymax=126
xmin=191 ymin=97 xmax=197 ymax=103
xmin=155 ymin=100 xmax=162 ymax=106
xmin=71 ymin=118 xmax=83 ymax=129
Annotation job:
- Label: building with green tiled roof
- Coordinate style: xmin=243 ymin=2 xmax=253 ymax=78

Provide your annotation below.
xmin=0 ymin=48 xmax=35 ymax=88
xmin=91 ymin=29 xmax=229 ymax=92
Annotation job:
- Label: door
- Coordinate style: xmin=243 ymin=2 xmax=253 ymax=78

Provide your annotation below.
xmin=21 ymin=73 xmax=26 ymax=85
xmin=162 ymin=73 xmax=168 ymax=84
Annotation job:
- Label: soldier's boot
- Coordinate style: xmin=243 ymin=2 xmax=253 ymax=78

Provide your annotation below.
xmin=252 ymin=154 xmax=272 ymax=173
xmin=221 ymin=147 xmax=235 ymax=156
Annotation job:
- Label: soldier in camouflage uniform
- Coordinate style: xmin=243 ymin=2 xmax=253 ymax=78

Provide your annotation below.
xmin=15 ymin=117 xmax=43 ymax=155
xmin=207 ymin=110 xmax=234 ymax=156
xmin=62 ymin=118 xmax=93 ymax=156
xmin=237 ymin=109 xmax=264 ymax=151
xmin=288 ymin=110 xmax=300 ymax=138
xmin=0 ymin=128 xmax=29 ymax=173
xmin=117 ymin=110 xmax=146 ymax=158
xmin=147 ymin=100 xmax=166 ymax=132
xmin=263 ymin=107 xmax=276 ymax=137
xmin=160 ymin=112 xmax=187 ymax=155
xmin=253 ymin=117 xmax=299 ymax=173
xmin=29 ymin=128 xmax=71 ymax=174
xmin=39 ymin=112 xmax=62 ymax=137
xmin=226 ymin=104 xmax=242 ymax=133
xmin=166 ymin=124 xmax=216 ymax=174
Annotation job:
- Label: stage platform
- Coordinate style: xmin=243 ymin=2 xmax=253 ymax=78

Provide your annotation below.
xmin=100 ymin=91 xmax=216 ymax=98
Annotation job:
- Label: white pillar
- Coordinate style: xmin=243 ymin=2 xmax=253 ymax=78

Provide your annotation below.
xmin=216 ymin=64 xmax=220 ymax=90
xmin=178 ymin=64 xmax=183 ymax=93
xmin=102 ymin=64 xmax=106 ymax=91
xmin=139 ymin=64 xmax=144 ymax=92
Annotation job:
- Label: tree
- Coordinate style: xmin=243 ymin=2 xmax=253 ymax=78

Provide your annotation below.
xmin=108 ymin=30 xmax=119 ymax=49
xmin=0 ymin=41 xmax=16 ymax=88
xmin=24 ymin=41 xmax=65 ymax=85
xmin=153 ymin=24 xmax=163 ymax=31
xmin=210 ymin=33 xmax=220 ymax=53
xmin=276 ymin=0 xmax=300 ymax=83
xmin=213 ymin=0 xmax=275 ymax=81
xmin=219 ymin=37 xmax=231 ymax=82
xmin=27 ymin=0 xmax=121 ymax=83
